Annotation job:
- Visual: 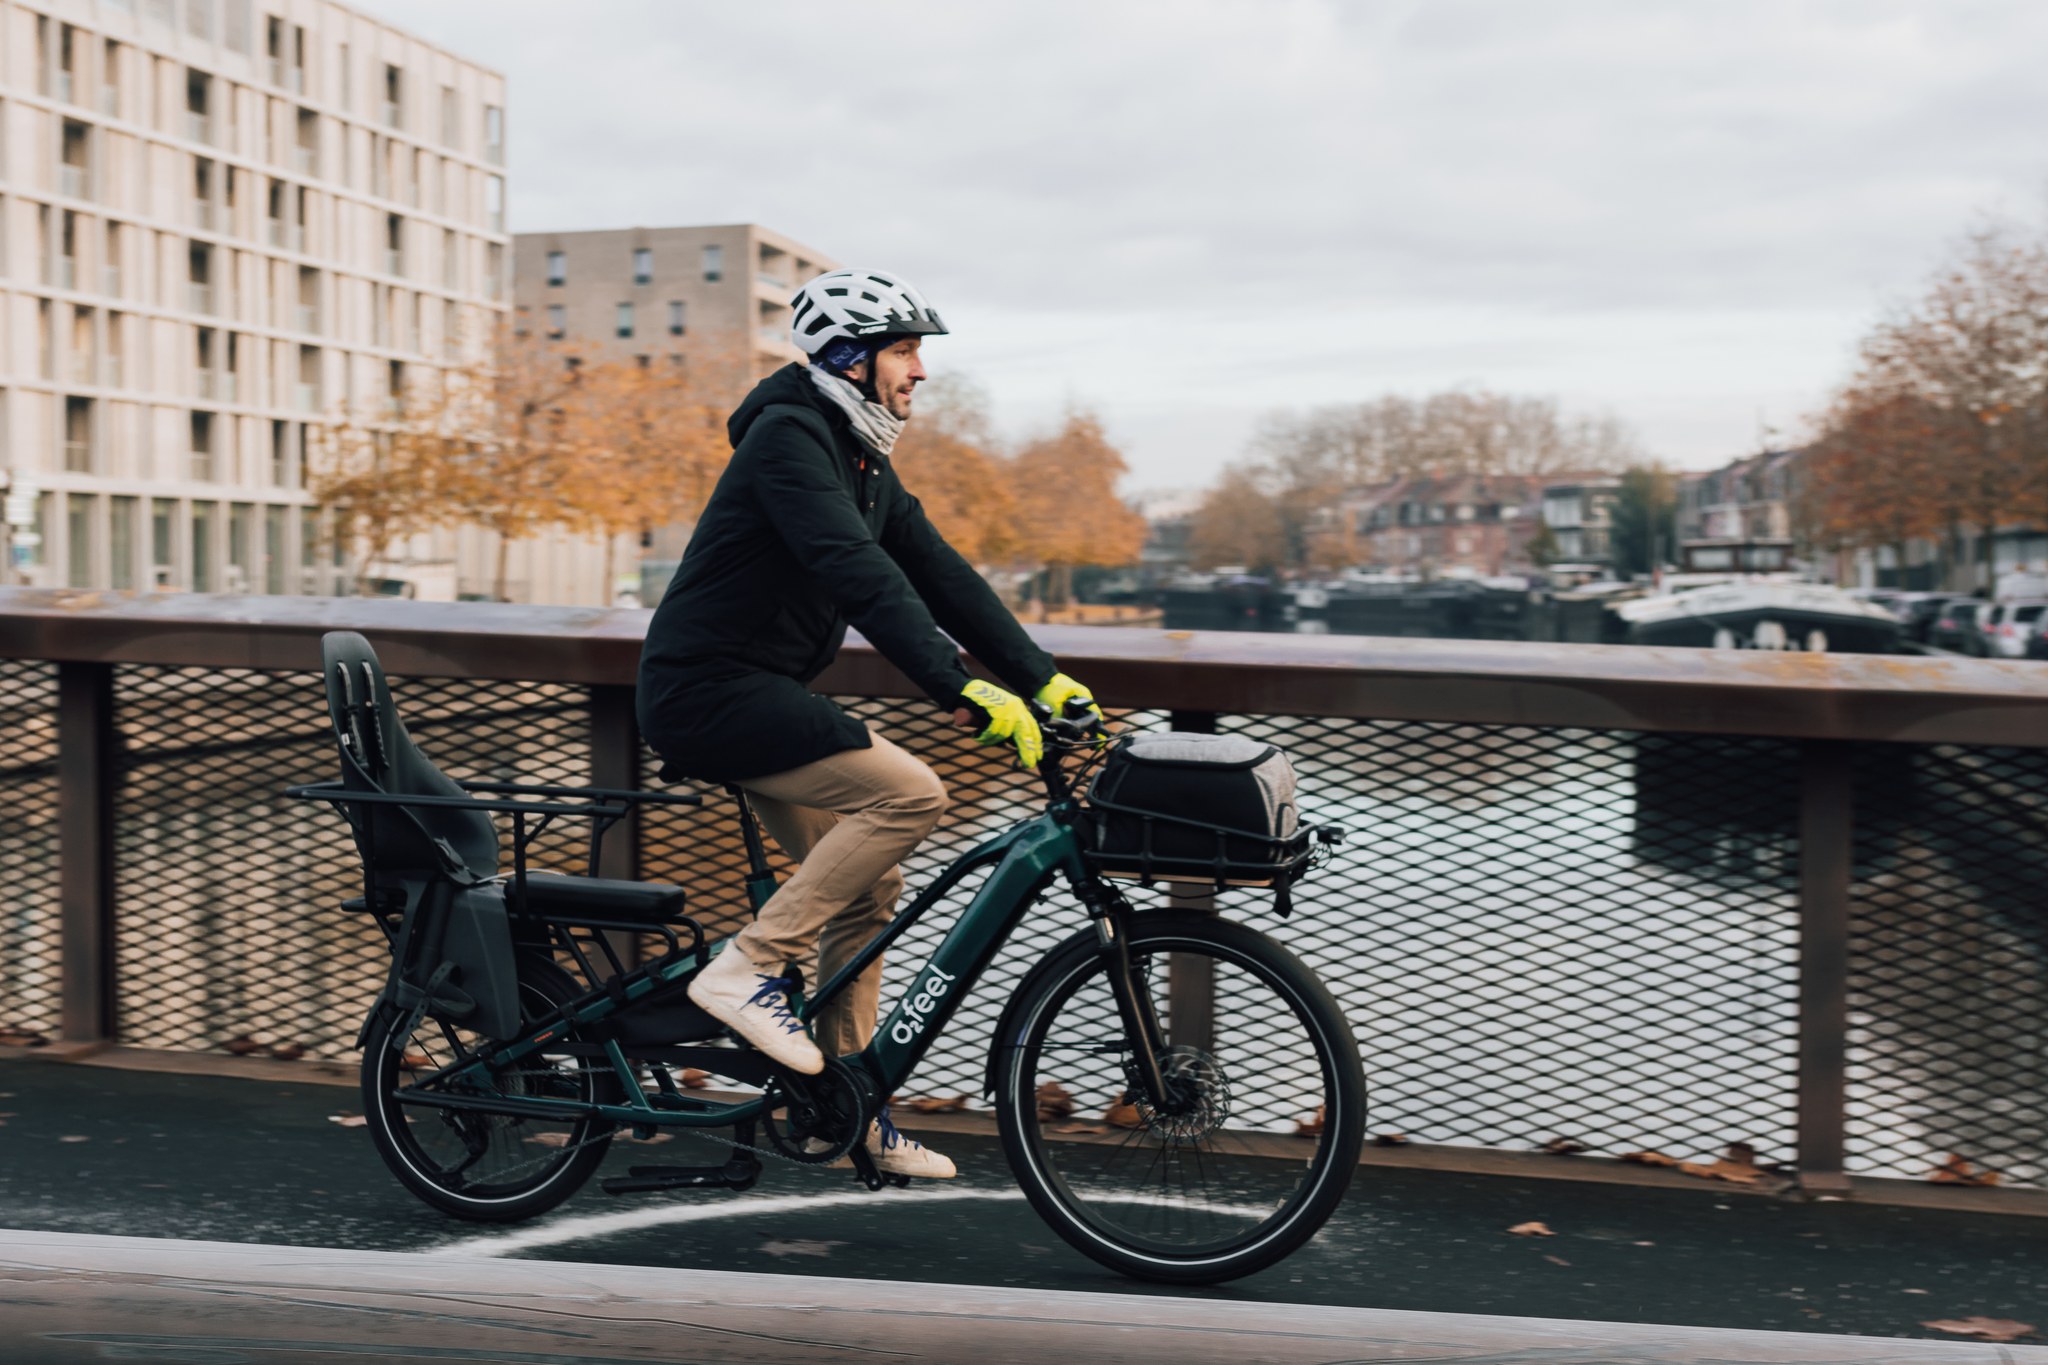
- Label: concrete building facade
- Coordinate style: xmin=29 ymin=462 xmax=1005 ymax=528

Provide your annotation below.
xmin=0 ymin=0 xmax=636 ymax=602
xmin=512 ymin=223 xmax=836 ymax=387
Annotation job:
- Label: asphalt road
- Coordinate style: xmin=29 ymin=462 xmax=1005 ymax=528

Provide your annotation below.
xmin=1 ymin=1058 xmax=2044 ymax=1344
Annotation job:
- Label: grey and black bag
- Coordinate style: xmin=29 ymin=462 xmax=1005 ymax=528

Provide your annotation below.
xmin=1085 ymin=731 xmax=1307 ymax=890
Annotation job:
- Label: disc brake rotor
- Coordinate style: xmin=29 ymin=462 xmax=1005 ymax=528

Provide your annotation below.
xmin=1134 ymin=1046 xmax=1233 ymax=1143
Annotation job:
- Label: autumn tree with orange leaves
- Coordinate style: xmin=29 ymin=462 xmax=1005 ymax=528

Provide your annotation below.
xmin=1811 ymin=225 xmax=2048 ymax=589
xmin=1009 ymin=410 xmax=1149 ymax=606
xmin=565 ymin=338 xmax=749 ymax=594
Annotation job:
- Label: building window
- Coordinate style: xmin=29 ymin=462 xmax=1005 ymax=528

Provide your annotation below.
xmin=668 ymin=300 xmax=685 ymax=335
xmin=111 ymin=496 xmax=137 ymax=590
xmin=484 ymin=104 xmax=503 ymax=164
xmin=185 ymin=0 xmax=212 ymax=42
xmin=615 ymin=302 xmax=634 ymax=338
xmin=191 ymin=501 xmax=217 ymax=591
xmin=486 ymin=175 xmax=503 ymax=233
xmin=701 ymin=244 xmax=724 ymax=282
xmin=440 ymin=84 xmax=458 ymax=146
xmin=65 ymin=397 xmax=94 ymax=472
xmin=546 ymin=250 xmax=565 ymax=286
xmin=190 ymin=410 xmax=215 ymax=481
xmin=382 ymin=63 xmax=402 ymax=129
xmin=68 ymin=493 xmax=97 ymax=587
xmin=633 ymin=247 xmax=652 ymax=284
xmin=546 ymin=304 xmax=565 ymax=338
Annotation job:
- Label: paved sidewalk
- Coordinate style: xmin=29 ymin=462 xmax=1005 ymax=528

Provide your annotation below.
xmin=1 ymin=1056 xmax=2044 ymax=1345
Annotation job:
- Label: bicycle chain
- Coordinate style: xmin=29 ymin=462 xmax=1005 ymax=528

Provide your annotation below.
xmin=440 ymin=1064 xmax=856 ymax=1177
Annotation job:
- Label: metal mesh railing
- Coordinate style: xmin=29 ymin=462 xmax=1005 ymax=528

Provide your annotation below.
xmin=110 ymin=666 xmax=598 ymax=1058
xmin=0 ymin=660 xmax=62 ymax=1046
xmin=1848 ymin=743 xmax=2048 ymax=1186
xmin=1227 ymin=717 xmax=1803 ymax=1164
xmin=2 ymin=654 xmax=2042 ymax=1187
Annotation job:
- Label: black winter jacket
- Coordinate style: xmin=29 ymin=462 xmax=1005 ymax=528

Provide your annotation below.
xmin=637 ymin=364 xmax=1058 ymax=783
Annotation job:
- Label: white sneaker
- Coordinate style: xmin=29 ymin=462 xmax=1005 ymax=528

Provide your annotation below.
xmin=685 ymin=947 xmax=824 ymax=1075
xmin=802 ymin=1106 xmax=958 ymax=1179
xmin=869 ymin=1107 xmax=957 ymax=1179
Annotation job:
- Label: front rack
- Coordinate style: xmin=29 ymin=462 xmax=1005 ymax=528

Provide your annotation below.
xmin=1079 ymin=792 xmax=1343 ymax=902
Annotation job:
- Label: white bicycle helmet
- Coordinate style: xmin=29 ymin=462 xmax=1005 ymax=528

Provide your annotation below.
xmin=789 ymin=268 xmax=949 ymax=363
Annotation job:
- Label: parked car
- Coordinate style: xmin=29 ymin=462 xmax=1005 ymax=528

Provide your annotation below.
xmin=1895 ymin=592 xmax=1965 ymax=643
xmin=2028 ymin=611 xmax=2048 ymax=661
xmin=1928 ymin=597 xmax=1988 ymax=653
xmin=1980 ymin=601 xmax=2048 ymax=658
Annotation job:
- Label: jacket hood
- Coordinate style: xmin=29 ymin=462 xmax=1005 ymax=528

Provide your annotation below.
xmin=728 ymin=363 xmax=840 ymax=447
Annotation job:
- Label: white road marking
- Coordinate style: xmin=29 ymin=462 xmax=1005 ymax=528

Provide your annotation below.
xmin=430 ymin=1187 xmax=1030 ymax=1259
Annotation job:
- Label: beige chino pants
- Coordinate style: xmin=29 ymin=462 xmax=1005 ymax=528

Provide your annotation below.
xmin=726 ymin=726 xmax=947 ymax=1059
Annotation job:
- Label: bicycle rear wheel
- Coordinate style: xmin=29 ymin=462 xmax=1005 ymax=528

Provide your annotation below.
xmin=993 ymin=912 xmax=1364 ymax=1284
xmin=362 ymin=956 xmax=615 ymax=1222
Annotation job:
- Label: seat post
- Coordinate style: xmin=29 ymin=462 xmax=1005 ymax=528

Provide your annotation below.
xmin=726 ymin=786 xmax=778 ymax=915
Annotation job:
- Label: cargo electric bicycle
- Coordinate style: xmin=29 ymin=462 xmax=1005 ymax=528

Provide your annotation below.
xmin=288 ymin=632 xmax=1364 ymax=1284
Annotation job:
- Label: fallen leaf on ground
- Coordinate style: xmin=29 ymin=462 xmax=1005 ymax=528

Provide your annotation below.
xmin=1294 ymin=1105 xmax=1326 ymax=1138
xmin=1373 ymin=1133 xmax=1411 ymax=1147
xmin=900 ymin=1095 xmax=969 ymax=1114
xmin=525 ymin=1131 xmax=571 ymax=1147
xmin=1623 ymin=1144 xmax=1772 ymax=1184
xmin=224 ymin=1036 xmax=263 ymax=1056
xmin=1035 ymin=1082 xmax=1074 ymax=1121
xmin=1052 ymin=1124 xmax=1108 ymax=1136
xmin=327 ymin=1114 xmax=367 ymax=1128
xmin=680 ymin=1069 xmax=710 ymax=1089
xmin=1929 ymin=1154 xmax=2001 ymax=1187
xmin=624 ymin=1131 xmax=672 ymax=1145
xmin=58 ymin=1135 xmax=89 ymax=1144
xmin=1537 ymin=1137 xmax=1589 ymax=1156
xmin=270 ymin=1043 xmax=307 ymax=1062
xmin=0 ymin=1030 xmax=48 ymax=1048
xmin=1507 ymin=1221 xmax=1554 ymax=1237
xmin=1621 ymin=1151 xmax=1681 ymax=1168
xmin=1922 ymin=1317 xmax=2035 ymax=1343
xmin=1543 ymin=1254 xmax=1572 ymax=1266
xmin=760 ymin=1238 xmax=845 ymax=1259
xmin=1105 ymin=1095 xmax=1145 ymax=1129
xmin=400 ymin=1051 xmax=432 ymax=1071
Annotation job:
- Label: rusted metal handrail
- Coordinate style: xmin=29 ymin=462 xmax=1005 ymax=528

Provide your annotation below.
xmin=4 ymin=588 xmax=2045 ymax=746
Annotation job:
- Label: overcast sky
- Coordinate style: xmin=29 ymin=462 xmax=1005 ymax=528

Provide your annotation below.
xmin=358 ymin=0 xmax=2048 ymax=490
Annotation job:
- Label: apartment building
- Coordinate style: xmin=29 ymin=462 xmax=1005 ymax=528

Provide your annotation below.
xmin=513 ymin=223 xmax=837 ymax=387
xmin=0 ymin=0 xmax=526 ymax=597
xmin=513 ymin=224 xmax=837 ymax=578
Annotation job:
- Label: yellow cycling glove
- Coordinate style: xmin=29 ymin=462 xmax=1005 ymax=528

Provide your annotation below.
xmin=1034 ymin=671 xmax=1103 ymax=724
xmin=959 ymin=680 xmax=1044 ymax=770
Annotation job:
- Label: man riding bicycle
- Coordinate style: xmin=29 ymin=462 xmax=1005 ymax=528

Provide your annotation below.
xmin=638 ymin=268 xmax=1101 ymax=1180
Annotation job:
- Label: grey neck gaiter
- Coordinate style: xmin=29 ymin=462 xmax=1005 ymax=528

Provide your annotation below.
xmin=808 ymin=364 xmax=906 ymax=456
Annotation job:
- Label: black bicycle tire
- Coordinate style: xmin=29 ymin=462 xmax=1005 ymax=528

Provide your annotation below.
xmin=992 ymin=912 xmax=1365 ymax=1284
xmin=362 ymin=955 xmax=615 ymax=1223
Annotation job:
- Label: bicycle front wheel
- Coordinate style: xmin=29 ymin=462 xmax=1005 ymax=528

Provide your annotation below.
xmin=993 ymin=912 xmax=1364 ymax=1284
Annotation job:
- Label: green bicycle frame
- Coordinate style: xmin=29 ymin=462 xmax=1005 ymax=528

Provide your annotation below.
xmin=394 ymin=808 xmax=1092 ymax=1132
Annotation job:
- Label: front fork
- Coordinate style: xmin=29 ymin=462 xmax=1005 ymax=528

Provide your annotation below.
xmin=1076 ymin=875 xmax=1175 ymax=1112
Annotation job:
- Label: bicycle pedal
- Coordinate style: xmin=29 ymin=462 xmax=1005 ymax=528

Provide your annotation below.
xmin=884 ymin=1172 xmax=912 ymax=1189
xmin=847 ymin=1144 xmax=885 ymax=1192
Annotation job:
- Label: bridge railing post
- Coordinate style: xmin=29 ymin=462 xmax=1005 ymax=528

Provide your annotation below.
xmin=57 ymin=661 xmax=116 ymax=1049
xmin=1795 ymin=738 xmax=1854 ymax=1193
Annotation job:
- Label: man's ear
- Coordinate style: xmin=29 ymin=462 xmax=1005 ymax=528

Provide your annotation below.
xmin=844 ymin=358 xmax=870 ymax=383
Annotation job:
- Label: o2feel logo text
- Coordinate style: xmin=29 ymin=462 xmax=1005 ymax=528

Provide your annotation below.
xmin=889 ymin=963 xmax=959 ymax=1045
